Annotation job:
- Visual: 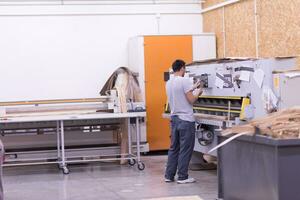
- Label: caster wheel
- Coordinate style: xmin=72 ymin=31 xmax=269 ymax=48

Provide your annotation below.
xmin=128 ymin=159 xmax=136 ymax=166
xmin=62 ymin=167 xmax=69 ymax=174
xmin=58 ymin=162 xmax=63 ymax=169
xmin=137 ymin=162 xmax=145 ymax=171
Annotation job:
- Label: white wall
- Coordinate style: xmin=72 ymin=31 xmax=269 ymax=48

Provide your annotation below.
xmin=0 ymin=2 xmax=203 ymax=101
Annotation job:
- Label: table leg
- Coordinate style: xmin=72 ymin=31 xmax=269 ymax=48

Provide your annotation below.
xmin=56 ymin=121 xmax=61 ymax=161
xmin=127 ymin=118 xmax=135 ymax=166
xmin=60 ymin=120 xmax=69 ymax=174
xmin=136 ymin=117 xmax=145 ymax=170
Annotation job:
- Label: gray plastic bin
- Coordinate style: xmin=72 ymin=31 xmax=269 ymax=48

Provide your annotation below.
xmin=218 ymin=134 xmax=300 ymax=200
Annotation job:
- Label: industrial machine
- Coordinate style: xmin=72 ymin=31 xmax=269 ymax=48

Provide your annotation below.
xmin=165 ymin=57 xmax=300 ymax=156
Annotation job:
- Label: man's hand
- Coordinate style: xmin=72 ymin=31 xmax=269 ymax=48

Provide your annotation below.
xmin=192 ymin=80 xmax=201 ymax=90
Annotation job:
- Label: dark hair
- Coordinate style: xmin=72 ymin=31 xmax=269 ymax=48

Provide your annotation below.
xmin=172 ymin=59 xmax=186 ymax=72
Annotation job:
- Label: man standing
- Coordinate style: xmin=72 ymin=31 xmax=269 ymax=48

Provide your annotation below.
xmin=165 ymin=59 xmax=203 ymax=184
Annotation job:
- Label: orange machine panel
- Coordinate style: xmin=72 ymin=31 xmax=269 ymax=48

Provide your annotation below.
xmin=144 ymin=35 xmax=193 ymax=151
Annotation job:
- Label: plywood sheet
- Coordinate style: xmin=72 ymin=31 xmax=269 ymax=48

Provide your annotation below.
xmin=202 ymin=0 xmax=226 ymax=9
xmin=202 ymin=0 xmax=299 ymax=67
xmin=225 ymin=0 xmax=256 ymax=57
xmin=258 ymin=0 xmax=300 ymax=66
xmin=203 ymin=9 xmax=224 ymax=58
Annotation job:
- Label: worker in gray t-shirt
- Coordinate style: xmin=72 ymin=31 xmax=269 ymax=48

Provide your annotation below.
xmin=164 ymin=59 xmax=203 ymax=184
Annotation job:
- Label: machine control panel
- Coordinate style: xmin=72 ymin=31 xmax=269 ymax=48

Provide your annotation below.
xmin=191 ymin=73 xmax=210 ymax=88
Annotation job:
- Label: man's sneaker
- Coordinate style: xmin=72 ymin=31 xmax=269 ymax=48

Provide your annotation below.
xmin=164 ymin=178 xmax=174 ymax=183
xmin=177 ymin=177 xmax=196 ymax=184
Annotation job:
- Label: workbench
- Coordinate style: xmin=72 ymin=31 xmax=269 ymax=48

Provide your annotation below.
xmin=0 ymin=112 xmax=146 ymax=174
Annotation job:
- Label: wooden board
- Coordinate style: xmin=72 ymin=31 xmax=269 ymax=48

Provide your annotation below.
xmin=258 ymin=0 xmax=300 ymax=66
xmin=202 ymin=0 xmax=226 ymax=9
xmin=194 ymin=113 xmax=227 ymax=121
xmin=203 ymin=9 xmax=224 ymax=58
xmin=225 ymin=0 xmax=256 ymax=57
xmin=202 ymin=0 xmax=300 ymax=66
xmin=223 ymin=107 xmax=300 ymax=139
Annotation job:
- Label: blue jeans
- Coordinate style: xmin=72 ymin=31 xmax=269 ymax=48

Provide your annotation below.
xmin=165 ymin=116 xmax=195 ymax=181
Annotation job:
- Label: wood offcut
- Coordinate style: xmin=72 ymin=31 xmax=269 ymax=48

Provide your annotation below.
xmin=223 ymin=107 xmax=300 ymax=139
xmin=209 ymin=107 xmax=300 ymax=153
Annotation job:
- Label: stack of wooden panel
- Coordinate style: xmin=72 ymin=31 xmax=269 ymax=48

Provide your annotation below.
xmin=223 ymin=107 xmax=300 ymax=139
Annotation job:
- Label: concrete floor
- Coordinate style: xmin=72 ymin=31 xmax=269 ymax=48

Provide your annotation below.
xmin=3 ymin=155 xmax=217 ymax=200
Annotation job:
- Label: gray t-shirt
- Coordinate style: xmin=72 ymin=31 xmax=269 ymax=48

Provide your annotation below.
xmin=166 ymin=76 xmax=195 ymax=122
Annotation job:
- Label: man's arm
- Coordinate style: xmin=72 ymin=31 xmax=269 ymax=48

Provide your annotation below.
xmin=185 ymin=88 xmax=203 ymax=105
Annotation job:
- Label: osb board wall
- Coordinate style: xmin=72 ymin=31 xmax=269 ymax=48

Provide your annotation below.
xmin=225 ymin=0 xmax=256 ymax=57
xmin=258 ymin=0 xmax=300 ymax=60
xmin=203 ymin=9 xmax=224 ymax=57
xmin=202 ymin=0 xmax=226 ymax=9
xmin=202 ymin=0 xmax=300 ymax=67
